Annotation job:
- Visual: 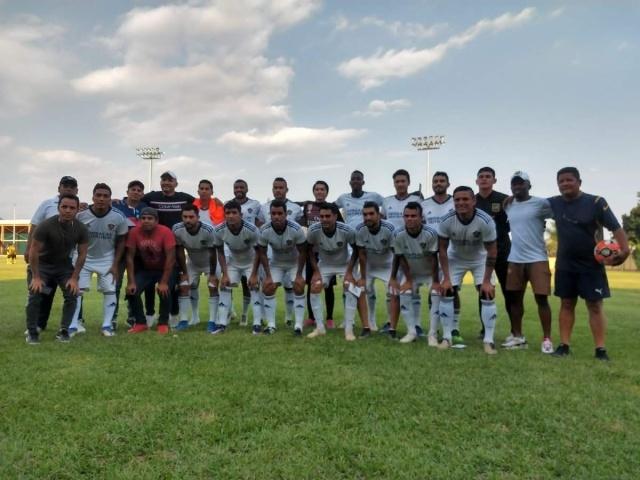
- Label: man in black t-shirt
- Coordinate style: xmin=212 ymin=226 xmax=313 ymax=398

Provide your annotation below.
xmin=475 ymin=167 xmax=514 ymax=337
xmin=26 ymin=194 xmax=89 ymax=344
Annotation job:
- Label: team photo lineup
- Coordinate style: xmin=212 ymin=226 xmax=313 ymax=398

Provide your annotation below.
xmin=24 ymin=165 xmax=630 ymax=360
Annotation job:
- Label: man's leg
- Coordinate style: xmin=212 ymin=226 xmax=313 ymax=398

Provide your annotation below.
xmin=240 ymin=276 xmax=251 ymax=325
xmin=558 ymin=297 xmax=577 ymax=346
xmin=586 ymin=300 xmax=606 ymax=348
xmin=56 ymin=269 xmax=79 ymax=334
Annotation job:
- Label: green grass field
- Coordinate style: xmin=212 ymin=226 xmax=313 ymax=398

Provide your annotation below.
xmin=1 ymin=262 xmax=639 ymax=479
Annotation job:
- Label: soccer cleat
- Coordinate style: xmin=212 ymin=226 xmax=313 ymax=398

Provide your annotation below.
xmin=293 ymin=328 xmax=302 ymax=337
xmin=210 ymin=324 xmax=226 ymax=335
xmin=75 ymin=324 xmax=87 ymax=335
xmin=68 ymin=327 xmax=79 ymax=337
xmin=157 ymin=325 xmax=170 ymax=335
xmin=415 ymin=325 xmax=426 ymax=338
xmin=502 ymin=336 xmax=528 ymax=349
xmin=359 ymin=328 xmax=371 ymax=339
xmin=326 ymin=319 xmax=335 ymax=329
xmin=595 ymin=348 xmax=610 ymax=361
xmin=484 ymin=342 xmax=498 ymax=355
xmin=541 ymin=338 xmax=554 ymax=354
xmin=128 ymin=323 xmax=149 ymax=334
xmin=369 ymin=322 xmax=378 ymax=332
xmin=387 ymin=329 xmax=397 ymax=339
xmin=25 ymin=334 xmax=40 ymax=345
xmin=452 ymin=333 xmax=465 ymax=346
xmin=501 ymin=334 xmax=515 ymax=346
xmin=146 ymin=314 xmax=157 ymax=328
xmin=56 ymin=330 xmax=71 ymax=343
xmin=306 ymin=328 xmax=326 ymax=338
xmin=437 ymin=339 xmax=451 ymax=350
xmin=303 ymin=318 xmax=316 ymax=327
xmin=345 ymin=331 xmax=356 ymax=341
xmin=379 ymin=322 xmax=391 ymax=334
xmin=552 ymin=343 xmax=570 ymax=357
xmin=427 ymin=335 xmax=439 ymax=347
xmin=175 ymin=320 xmax=190 ymax=331
xmin=263 ymin=326 xmax=276 ymax=335
xmin=101 ymin=327 xmax=116 ymax=337
xmin=207 ymin=321 xmax=217 ymax=333
xmin=252 ymin=325 xmax=262 ymax=335
xmin=399 ymin=333 xmax=417 ymax=344
xmin=24 ymin=327 xmax=42 ymax=336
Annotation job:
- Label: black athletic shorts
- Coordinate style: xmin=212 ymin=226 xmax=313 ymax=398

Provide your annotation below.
xmin=554 ymin=269 xmax=610 ymax=301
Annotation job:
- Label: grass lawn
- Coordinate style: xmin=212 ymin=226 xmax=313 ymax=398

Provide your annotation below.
xmin=1 ymin=262 xmax=639 ymax=479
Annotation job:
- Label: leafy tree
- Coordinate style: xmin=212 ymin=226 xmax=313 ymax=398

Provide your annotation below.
xmin=622 ymin=192 xmax=640 ymax=268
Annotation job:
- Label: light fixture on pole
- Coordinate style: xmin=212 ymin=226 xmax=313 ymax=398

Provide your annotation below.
xmin=411 ymin=135 xmax=446 ymax=196
xmin=136 ymin=147 xmax=164 ymax=188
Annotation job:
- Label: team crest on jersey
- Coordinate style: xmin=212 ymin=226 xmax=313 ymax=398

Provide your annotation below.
xmin=337 ymin=241 xmax=344 ymax=247
xmin=108 ymin=224 xmax=115 ymax=230
xmin=473 ymin=231 xmax=481 ymax=238
xmin=200 ymin=240 xmax=208 ymax=246
xmin=381 ymin=239 xmax=387 ymax=245
xmin=248 ymin=208 xmax=253 ymax=213
xmin=420 ymin=242 xmax=427 ymax=248
xmin=491 ymin=203 xmax=501 ymax=213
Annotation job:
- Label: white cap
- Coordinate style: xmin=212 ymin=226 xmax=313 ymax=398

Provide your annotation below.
xmin=511 ymin=171 xmax=530 ymax=182
xmin=160 ymin=170 xmax=177 ymax=180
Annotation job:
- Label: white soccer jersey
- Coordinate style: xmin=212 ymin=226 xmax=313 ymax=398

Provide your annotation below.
xmin=307 ymin=222 xmax=355 ymax=269
xmin=355 ymin=220 xmax=395 ymax=271
xmin=392 ymin=225 xmax=439 ymax=278
xmin=258 ymin=220 xmax=306 ymax=268
xmin=505 ymin=196 xmax=553 ymax=263
xmin=214 ymin=221 xmax=259 ymax=267
xmin=438 ymin=209 xmax=497 ymax=262
xmin=258 ymin=199 xmax=303 ymax=224
xmin=335 ymin=191 xmax=385 ymax=228
xmin=238 ymin=198 xmax=262 ymax=225
xmin=422 ymin=195 xmax=454 ymax=227
xmin=198 ymin=209 xmax=212 ymax=226
xmin=31 ymin=196 xmax=60 ymax=224
xmin=172 ymin=222 xmax=217 ymax=271
xmin=382 ymin=194 xmax=422 ymax=230
xmin=77 ymin=207 xmax=128 ymax=262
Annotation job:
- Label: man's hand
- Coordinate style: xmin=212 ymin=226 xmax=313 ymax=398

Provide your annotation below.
xmin=431 ymin=281 xmax=442 ymax=295
xmin=311 ymin=270 xmax=322 ymax=287
xmin=66 ymin=277 xmax=80 ymax=296
xmin=29 ymin=276 xmax=44 ymax=294
xmin=480 ymin=280 xmax=495 ymax=300
xmin=157 ymin=281 xmax=170 ymax=297
xmin=293 ymin=274 xmax=306 ymax=292
xmin=178 ymin=272 xmax=190 ymax=287
xmin=126 ymin=281 xmax=137 ymax=295
xmin=399 ymin=279 xmax=412 ymax=294
xmin=441 ymin=277 xmax=453 ymax=294
xmin=108 ymin=264 xmax=119 ymax=280
xmin=220 ymin=273 xmax=230 ymax=288
xmin=388 ymin=277 xmax=400 ymax=295
xmin=344 ymin=271 xmax=355 ymax=286
xmin=207 ymin=274 xmax=218 ymax=288
xmin=248 ymin=273 xmax=260 ymax=290
xmin=609 ymin=247 xmax=631 ymax=267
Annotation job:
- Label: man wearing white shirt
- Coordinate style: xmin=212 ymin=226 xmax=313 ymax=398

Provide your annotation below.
xmin=504 ymin=171 xmax=554 ymax=353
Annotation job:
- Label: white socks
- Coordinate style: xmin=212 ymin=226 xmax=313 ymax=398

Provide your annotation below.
xmin=428 ymin=291 xmax=441 ymax=337
xmin=310 ymin=292 xmax=325 ymax=330
xmin=439 ymin=296 xmax=455 ymax=342
xmin=481 ymin=299 xmax=497 ymax=344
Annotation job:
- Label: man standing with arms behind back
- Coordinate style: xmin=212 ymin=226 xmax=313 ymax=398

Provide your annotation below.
xmin=549 ymin=167 xmax=629 ymax=360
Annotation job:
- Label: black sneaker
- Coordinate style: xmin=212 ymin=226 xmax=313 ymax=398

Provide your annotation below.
xmin=25 ymin=333 xmax=40 ymax=345
xmin=379 ymin=322 xmax=391 ymax=334
xmin=551 ymin=343 xmax=570 ymax=357
xmin=359 ymin=328 xmax=371 ymax=339
xmin=56 ymin=329 xmax=71 ymax=343
xmin=293 ymin=328 xmax=302 ymax=337
xmin=415 ymin=325 xmax=426 ymax=338
xmin=263 ymin=326 xmax=276 ymax=335
xmin=595 ymin=348 xmax=610 ymax=361
xmin=126 ymin=317 xmax=136 ymax=328
xmin=388 ymin=329 xmax=397 ymax=340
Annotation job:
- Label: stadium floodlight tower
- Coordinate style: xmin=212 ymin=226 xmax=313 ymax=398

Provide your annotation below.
xmin=411 ymin=135 xmax=446 ymax=196
xmin=136 ymin=147 xmax=164 ymax=189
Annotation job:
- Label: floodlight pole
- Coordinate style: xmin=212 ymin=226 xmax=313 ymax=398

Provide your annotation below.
xmin=136 ymin=147 xmax=164 ymax=189
xmin=410 ymin=135 xmax=446 ymax=196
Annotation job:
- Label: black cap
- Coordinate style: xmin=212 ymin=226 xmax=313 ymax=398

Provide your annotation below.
xmin=140 ymin=207 xmax=158 ymax=219
xmin=59 ymin=176 xmax=78 ymax=187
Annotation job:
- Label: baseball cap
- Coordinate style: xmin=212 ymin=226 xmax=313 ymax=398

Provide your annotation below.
xmin=160 ymin=170 xmax=177 ymax=180
xmin=140 ymin=207 xmax=159 ymax=219
xmin=511 ymin=171 xmax=530 ymax=182
xmin=59 ymin=176 xmax=78 ymax=186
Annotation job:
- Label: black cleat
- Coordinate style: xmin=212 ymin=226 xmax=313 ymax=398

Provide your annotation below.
xmin=56 ymin=329 xmax=71 ymax=343
xmin=551 ymin=343 xmax=570 ymax=357
xmin=25 ymin=333 xmax=40 ymax=345
xmin=293 ymin=328 xmax=302 ymax=337
xmin=595 ymin=348 xmax=610 ymax=361
xmin=359 ymin=328 xmax=371 ymax=339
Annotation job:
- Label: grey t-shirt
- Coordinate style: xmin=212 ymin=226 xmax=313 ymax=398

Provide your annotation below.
xmin=392 ymin=225 xmax=439 ymax=278
xmin=505 ymin=196 xmax=553 ymax=263
xmin=77 ymin=207 xmax=128 ymax=262
xmin=173 ymin=222 xmax=217 ymax=270
xmin=33 ymin=215 xmax=89 ymax=267
xmin=214 ymin=221 xmax=259 ymax=267
xmin=438 ymin=209 xmax=497 ymax=262
xmin=355 ymin=220 xmax=395 ymax=271
xmin=335 ymin=191 xmax=385 ymax=227
xmin=258 ymin=220 xmax=306 ymax=268
xmin=307 ymin=222 xmax=355 ymax=269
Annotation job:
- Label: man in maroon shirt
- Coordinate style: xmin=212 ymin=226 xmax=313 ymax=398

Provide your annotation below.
xmin=126 ymin=207 xmax=176 ymax=334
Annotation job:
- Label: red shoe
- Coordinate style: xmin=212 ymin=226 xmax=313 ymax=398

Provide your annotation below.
xmin=157 ymin=325 xmax=170 ymax=335
xmin=127 ymin=324 xmax=148 ymax=334
xmin=303 ymin=318 xmax=316 ymax=327
xmin=326 ymin=319 xmax=335 ymax=329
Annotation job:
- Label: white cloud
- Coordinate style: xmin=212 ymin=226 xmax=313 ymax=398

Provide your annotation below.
xmin=0 ymin=16 xmax=69 ymax=114
xmin=73 ymin=0 xmax=321 ymax=144
xmin=338 ymin=7 xmax=536 ymax=89
xmin=360 ymin=16 xmax=447 ymax=38
xmin=550 ymin=7 xmax=565 ymax=18
xmin=354 ymin=98 xmax=411 ymax=117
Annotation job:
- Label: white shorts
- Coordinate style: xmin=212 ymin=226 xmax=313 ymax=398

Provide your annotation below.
xmin=186 ymin=262 xmax=219 ymax=287
xmin=318 ymin=264 xmax=359 ymax=288
xmin=227 ymin=263 xmax=254 ymax=286
xmin=449 ymin=257 xmax=495 ymax=287
xmin=395 ymin=274 xmax=433 ymax=295
xmin=270 ymin=264 xmax=304 ymax=287
xmin=79 ymin=260 xmax=115 ymax=292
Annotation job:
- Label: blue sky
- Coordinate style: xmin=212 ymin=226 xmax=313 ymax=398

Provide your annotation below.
xmin=1 ymin=0 xmax=638 ymax=221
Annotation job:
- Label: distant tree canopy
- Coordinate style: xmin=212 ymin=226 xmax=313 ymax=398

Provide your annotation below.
xmin=621 ymin=192 xmax=640 ymax=268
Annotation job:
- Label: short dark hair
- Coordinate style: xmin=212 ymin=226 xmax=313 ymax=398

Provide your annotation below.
xmin=199 ymin=179 xmax=213 ymax=189
xmin=556 ymin=167 xmax=581 ymax=181
xmin=93 ymin=183 xmax=112 ymax=195
xmin=433 ymin=171 xmax=449 ymax=182
xmin=351 ymin=170 xmax=364 ymax=178
xmin=313 ymin=180 xmax=329 ymax=192
xmin=362 ymin=201 xmax=380 ymax=213
xmin=273 ymin=177 xmax=287 ymax=185
xmin=181 ymin=203 xmax=199 ymax=215
xmin=58 ymin=193 xmax=80 ymax=207
xmin=477 ymin=166 xmax=496 ymax=177
xmin=224 ymin=200 xmax=241 ymax=213
xmin=404 ymin=201 xmax=422 ymax=215
xmin=127 ymin=180 xmax=144 ymax=190
xmin=393 ymin=169 xmax=410 ymax=181
xmin=318 ymin=202 xmax=339 ymax=215
xmin=234 ymin=179 xmax=248 ymax=187
xmin=269 ymin=199 xmax=287 ymax=214
xmin=453 ymin=186 xmax=475 ymax=196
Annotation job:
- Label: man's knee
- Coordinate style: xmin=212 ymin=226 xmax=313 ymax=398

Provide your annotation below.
xmin=534 ymin=294 xmax=549 ymax=307
xmin=585 ymin=300 xmax=603 ymax=315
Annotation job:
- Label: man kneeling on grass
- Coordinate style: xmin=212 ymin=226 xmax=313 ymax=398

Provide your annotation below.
xmin=126 ymin=207 xmax=176 ymax=335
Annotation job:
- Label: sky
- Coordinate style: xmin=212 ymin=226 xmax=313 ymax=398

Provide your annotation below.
xmin=1 ymin=0 xmax=638 ymax=221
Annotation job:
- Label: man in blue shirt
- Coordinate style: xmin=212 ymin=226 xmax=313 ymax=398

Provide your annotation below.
xmin=548 ymin=167 xmax=630 ymax=360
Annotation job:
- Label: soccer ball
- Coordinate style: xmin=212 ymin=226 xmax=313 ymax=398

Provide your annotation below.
xmin=594 ymin=240 xmax=620 ymax=264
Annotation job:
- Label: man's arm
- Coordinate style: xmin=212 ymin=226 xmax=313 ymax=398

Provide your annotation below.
xmin=67 ymin=242 xmax=88 ymax=296
xmin=126 ymin=243 xmax=137 ymax=294
xmin=481 ymin=240 xmax=497 ymax=299
xmin=157 ymin=244 xmax=176 ymax=297
xmin=110 ymin=235 xmax=126 ymax=278
xmin=28 ymin=239 xmax=43 ymax=292
xmin=216 ymin=245 xmax=229 ymax=287
xmin=175 ymin=244 xmax=189 ymax=286
xmin=438 ymin=236 xmax=452 ymax=293
xmin=611 ymin=228 xmax=631 ymax=266
xmin=248 ymin=246 xmax=262 ymax=289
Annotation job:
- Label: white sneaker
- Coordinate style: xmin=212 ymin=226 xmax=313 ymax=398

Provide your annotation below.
xmin=146 ymin=315 xmax=157 ymax=328
xmin=500 ymin=334 xmax=515 ymax=347
xmin=437 ymin=339 xmax=451 ymax=350
xmin=502 ymin=336 xmax=527 ymax=349
xmin=427 ymin=335 xmax=439 ymax=347
xmin=484 ymin=342 xmax=498 ymax=355
xmin=24 ymin=327 xmax=43 ymax=335
xmin=189 ymin=316 xmax=200 ymax=326
xmin=345 ymin=331 xmax=356 ymax=341
xmin=369 ymin=322 xmax=378 ymax=332
xmin=306 ymin=328 xmax=326 ymax=338
xmin=541 ymin=338 xmax=554 ymax=354
xmin=399 ymin=333 xmax=417 ymax=344
xmin=101 ymin=327 xmax=116 ymax=337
